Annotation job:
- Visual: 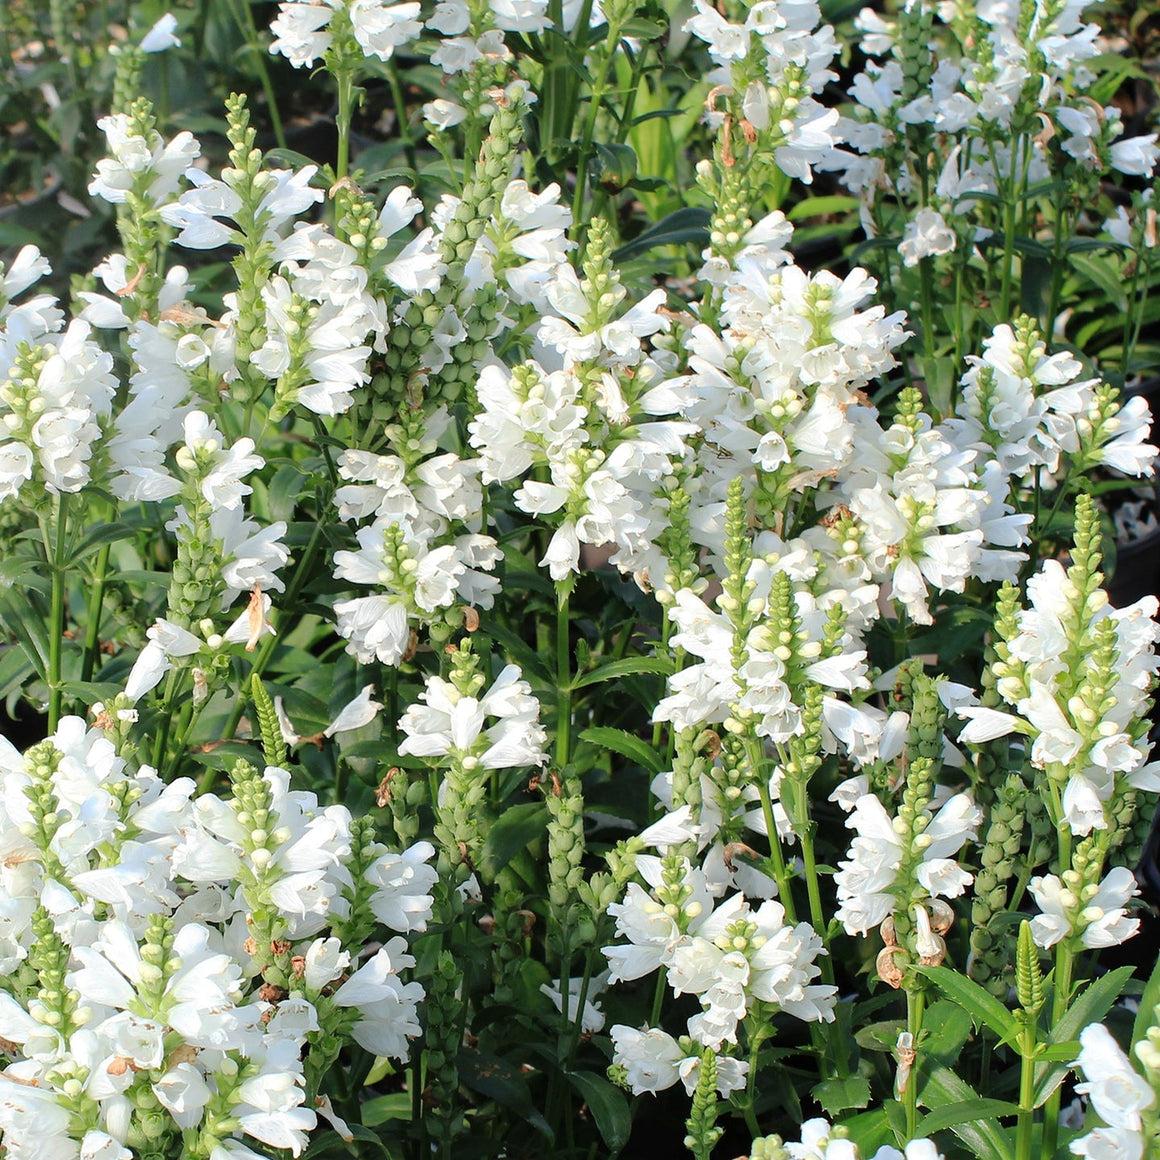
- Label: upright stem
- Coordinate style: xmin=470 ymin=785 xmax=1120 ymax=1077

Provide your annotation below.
xmin=1016 ymin=1019 xmax=1037 ymax=1160
xmin=904 ymin=987 xmax=926 ymax=1142
xmin=47 ymin=493 xmax=69 ymax=732
xmin=1041 ymin=943 xmax=1075 ymax=1159
xmin=228 ymin=0 xmax=286 ymax=150
xmin=335 ymin=68 xmax=356 ymax=183
xmin=80 ymin=540 xmax=112 ymax=684
xmin=555 ymin=583 xmax=572 ymax=769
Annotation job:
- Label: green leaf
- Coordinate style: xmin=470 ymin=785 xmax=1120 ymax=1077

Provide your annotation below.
xmin=0 ymin=590 xmax=50 ymax=677
xmin=1133 ymin=954 xmax=1160 ymax=1049
xmin=922 ymin=999 xmax=975 ymax=1064
xmin=567 ymin=1070 xmax=631 ymax=1155
xmin=812 ymin=1074 xmax=871 ymax=1116
xmin=0 ymin=557 xmax=49 ymax=594
xmin=458 ymin=1048 xmax=553 ymax=1140
xmin=478 ymin=802 xmax=548 ymax=882
xmin=854 ymin=1019 xmax=906 ymax=1053
xmin=918 ymin=1066 xmax=1014 ymax=1160
xmin=918 ymin=1099 xmax=1020 ymax=1137
xmin=842 ymin=1108 xmax=895 ymax=1156
xmin=612 ymin=207 xmax=710 ymax=261
xmin=571 ymin=656 xmax=673 ymax=690
xmin=788 ymin=194 xmax=860 ymax=221
xmin=360 ymin=1092 xmax=412 ymax=1127
xmin=70 ymin=518 xmax=141 ymax=562
xmin=577 ymin=726 xmax=664 ymax=775
xmin=916 ymin=965 xmax=1020 ymax=1048
xmin=1033 ymin=965 xmax=1135 ymax=1107
xmin=619 ymin=16 xmax=666 ymax=38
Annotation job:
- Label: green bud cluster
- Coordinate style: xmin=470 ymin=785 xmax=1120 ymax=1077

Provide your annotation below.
xmin=383 ymin=763 xmax=426 ymax=847
xmin=545 ymin=768 xmax=586 ymax=918
xmin=331 ymin=814 xmax=381 ymax=949
xmin=227 ymin=758 xmax=293 ymax=983
xmin=895 ymin=0 xmax=934 ymax=103
xmin=135 ymin=913 xmax=179 ymax=1019
xmin=21 ymin=739 xmax=71 ymax=880
xmin=423 ymin=949 xmax=466 ymax=1144
xmin=1014 ymin=920 xmax=1044 ymax=1014
xmin=221 ymin=94 xmax=279 ymax=405
xmin=683 ymin=1048 xmax=723 ymax=1160
xmin=28 ymin=908 xmax=83 ymax=1036
xmin=376 ymin=99 xmax=524 ymax=421
xmin=968 ymin=774 xmax=1027 ymax=994
xmin=906 ymin=672 xmax=947 ymax=779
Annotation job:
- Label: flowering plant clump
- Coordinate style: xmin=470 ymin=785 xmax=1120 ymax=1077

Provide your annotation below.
xmin=1 ymin=2 xmax=1160 ymax=1160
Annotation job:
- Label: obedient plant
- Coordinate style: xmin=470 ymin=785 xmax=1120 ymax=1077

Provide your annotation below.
xmin=1 ymin=1 xmax=1160 ymax=1158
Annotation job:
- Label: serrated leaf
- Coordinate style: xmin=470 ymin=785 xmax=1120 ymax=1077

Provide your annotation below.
xmin=922 ymin=999 xmax=975 ymax=1064
xmin=567 ymin=1071 xmax=631 ymax=1155
xmin=918 ymin=1066 xmax=1013 ymax=1160
xmin=916 ymin=965 xmax=1020 ymax=1048
xmin=812 ymin=1074 xmax=871 ymax=1116
xmin=619 ymin=16 xmax=666 ymax=37
xmin=577 ymin=726 xmax=664 ymax=774
xmin=70 ymin=519 xmax=140 ymax=562
xmin=842 ymin=1108 xmax=895 ymax=1156
xmin=918 ymin=1098 xmax=1020 ymax=1137
xmin=1033 ymin=965 xmax=1135 ymax=1106
xmin=855 ymin=1019 xmax=906 ymax=1052
xmin=478 ymin=801 xmax=548 ymax=882
xmin=459 ymin=1048 xmax=553 ymax=1140
xmin=612 ymin=207 xmax=710 ymax=261
xmin=571 ymin=656 xmax=673 ymax=690
xmin=360 ymin=1092 xmax=411 ymax=1126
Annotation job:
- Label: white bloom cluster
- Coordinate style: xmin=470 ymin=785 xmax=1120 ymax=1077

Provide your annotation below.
xmin=332 ymin=438 xmax=502 ymax=665
xmin=88 ymin=112 xmax=200 ymax=209
xmin=398 ymin=661 xmax=548 ymax=770
xmin=270 ymin=0 xmax=423 ymax=68
xmin=827 ymin=0 xmax=1159 ymax=265
xmin=684 ymin=0 xmax=841 ymax=184
xmin=1069 ymin=1023 xmax=1158 ymax=1160
xmin=833 ymin=791 xmax=981 ymax=935
xmin=603 ymin=854 xmax=834 ymax=1069
xmin=953 ymin=319 xmax=1157 ymax=481
xmin=957 ymin=561 xmax=1160 ymax=835
xmin=0 ymin=718 xmax=434 ymax=1160
xmin=0 ymin=317 xmax=116 ymax=500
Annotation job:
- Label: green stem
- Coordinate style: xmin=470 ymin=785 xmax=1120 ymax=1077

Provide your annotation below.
xmin=80 ymin=540 xmax=112 ymax=684
xmin=228 ymin=0 xmax=286 ymax=150
xmin=555 ymin=583 xmax=572 ymax=769
xmin=570 ymin=17 xmax=625 ymax=226
xmin=335 ymin=66 xmax=356 ymax=182
xmin=1016 ymin=1016 xmax=1037 ymax=1160
xmin=388 ymin=62 xmax=419 ymax=180
xmin=904 ymin=987 xmax=925 ymax=1142
xmin=751 ymin=746 xmax=797 ymax=923
xmin=151 ymin=667 xmax=183 ymax=770
xmin=1041 ymin=943 xmax=1075 ymax=1159
xmin=47 ymin=493 xmax=69 ymax=732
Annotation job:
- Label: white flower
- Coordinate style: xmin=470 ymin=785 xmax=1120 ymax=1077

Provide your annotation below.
xmin=1028 ymin=866 xmax=1140 ymax=949
xmin=332 ymin=937 xmax=425 ymax=1060
xmin=398 ymin=664 xmax=548 ymax=769
xmin=141 ymin=12 xmax=181 ymax=51
xmin=609 ymin=1025 xmax=684 ymax=1094
xmin=323 ymin=685 xmax=382 ymax=736
xmin=834 ymin=792 xmax=980 ymax=935
xmin=898 ymin=208 xmax=956 ymax=267
xmin=365 ymin=841 xmax=438 ymax=932
xmin=1073 ymin=1023 xmax=1155 ymax=1130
